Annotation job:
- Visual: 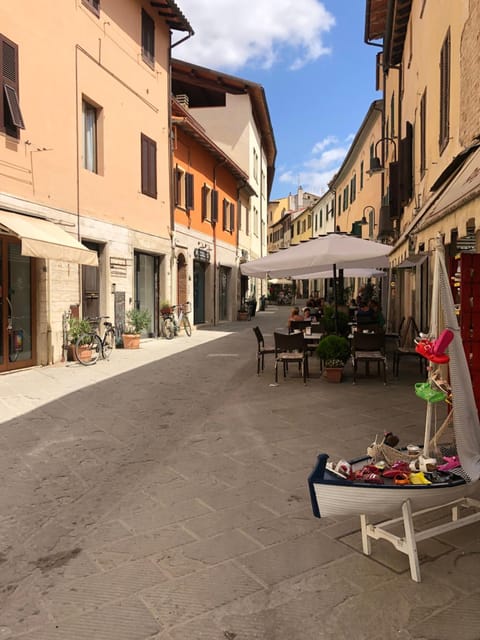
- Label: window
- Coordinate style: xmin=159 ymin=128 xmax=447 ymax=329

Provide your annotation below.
xmin=350 ymin=174 xmax=356 ymax=203
xmin=237 ymin=201 xmax=242 ymax=230
xmin=390 ymin=92 xmax=395 ymax=138
xmin=141 ymin=133 xmax=157 ymax=198
xmin=342 ymin=186 xmax=349 ymax=211
xmin=174 ymin=166 xmax=194 ymax=210
xmin=360 ymin=161 xmax=364 ymax=189
xmin=254 ymin=207 xmax=259 ymax=236
xmin=142 ymin=9 xmax=155 ymax=67
xmin=0 ymin=35 xmax=25 ymax=138
xmin=439 ymin=29 xmax=450 ymax=153
xmin=253 ymin=148 xmax=259 ymax=182
xmin=245 ymin=206 xmax=250 ymax=235
xmin=83 ymin=100 xmax=98 ymax=173
xmin=201 ymin=185 xmax=218 ymax=223
xmin=82 ymin=0 xmax=100 ymax=16
xmin=420 ymin=89 xmax=427 ymax=176
xmin=222 ymin=199 xmax=235 ymax=232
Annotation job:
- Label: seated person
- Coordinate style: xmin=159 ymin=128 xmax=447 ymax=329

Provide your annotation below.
xmin=303 ymin=307 xmax=313 ymax=321
xmin=369 ymin=300 xmax=385 ymax=327
xmin=288 ymin=306 xmax=304 ymax=328
xmin=355 ymin=300 xmax=375 ymax=325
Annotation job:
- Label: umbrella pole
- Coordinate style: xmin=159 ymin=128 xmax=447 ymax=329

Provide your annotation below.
xmin=333 ymin=263 xmax=338 ymax=334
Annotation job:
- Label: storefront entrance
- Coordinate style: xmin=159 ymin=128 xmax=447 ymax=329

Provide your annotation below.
xmin=193 ymin=260 xmax=206 ymax=324
xmin=0 ymin=237 xmax=34 ymax=371
xmin=134 ymin=251 xmax=159 ymax=336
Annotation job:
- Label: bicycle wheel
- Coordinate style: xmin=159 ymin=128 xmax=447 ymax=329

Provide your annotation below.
xmin=75 ymin=333 xmax=101 ymax=365
xmin=182 ymin=316 xmax=192 ymax=336
xmin=102 ymin=328 xmax=115 ymax=359
xmin=163 ymin=318 xmax=175 ymax=340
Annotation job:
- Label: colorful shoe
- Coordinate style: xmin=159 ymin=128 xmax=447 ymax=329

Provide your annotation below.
xmin=432 ymin=328 xmax=454 ymax=356
xmin=437 ymin=455 xmax=460 ymax=472
xmin=409 ymin=471 xmax=432 ymax=485
xmin=383 ymin=461 xmax=411 ymax=477
xmin=415 ymin=340 xmax=450 ymax=364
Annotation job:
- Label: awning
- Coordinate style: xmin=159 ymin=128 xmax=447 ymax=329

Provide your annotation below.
xmin=0 ymin=210 xmax=98 ymax=266
xmin=394 ymin=253 xmax=429 ymax=269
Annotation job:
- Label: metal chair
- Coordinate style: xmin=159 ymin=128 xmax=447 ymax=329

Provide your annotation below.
xmin=352 ymin=330 xmax=387 ymax=384
xmin=252 ymin=326 xmax=275 ymax=375
xmin=274 ymin=331 xmax=309 ymax=384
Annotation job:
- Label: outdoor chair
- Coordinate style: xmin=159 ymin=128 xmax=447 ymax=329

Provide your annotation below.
xmin=252 ymin=326 xmax=275 ymax=375
xmin=274 ymin=331 xmax=309 ymax=384
xmin=392 ymin=316 xmax=425 ymax=377
xmin=352 ymin=330 xmax=387 ymax=384
xmin=289 ymin=320 xmax=311 ymax=333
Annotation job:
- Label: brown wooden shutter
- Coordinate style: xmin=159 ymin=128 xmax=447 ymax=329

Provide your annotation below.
xmin=222 ymin=198 xmax=227 ymax=230
xmin=389 ymin=161 xmax=401 ymax=219
xmin=211 ymin=190 xmax=218 ymax=223
xmin=141 ymin=134 xmax=156 ymax=198
xmin=173 ymin=166 xmax=180 ymax=206
xmin=399 ymin=121 xmax=413 ymax=205
xmin=1 ymin=35 xmax=25 ymax=134
xmin=185 ymin=173 xmax=194 ymax=210
xmin=230 ymin=203 xmax=235 ymax=232
xmin=201 ymin=185 xmax=208 ymax=220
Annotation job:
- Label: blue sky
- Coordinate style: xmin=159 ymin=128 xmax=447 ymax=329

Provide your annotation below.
xmin=174 ymin=0 xmax=381 ymax=200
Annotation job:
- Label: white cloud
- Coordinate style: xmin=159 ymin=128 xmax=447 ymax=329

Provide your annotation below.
xmin=278 ymin=136 xmax=350 ymax=195
xmin=174 ymin=0 xmax=335 ymax=71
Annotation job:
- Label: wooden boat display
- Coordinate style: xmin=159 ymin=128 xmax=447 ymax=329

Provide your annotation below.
xmin=308 ymin=236 xmax=480 ymax=520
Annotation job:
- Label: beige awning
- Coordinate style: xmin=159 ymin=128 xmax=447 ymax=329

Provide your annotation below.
xmin=0 ymin=210 xmax=98 ymax=266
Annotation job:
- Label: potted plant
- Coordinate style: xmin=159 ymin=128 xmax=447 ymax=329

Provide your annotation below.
xmin=316 ymin=334 xmax=350 ymax=382
xmin=67 ymin=317 xmax=93 ymax=361
xmin=160 ymin=300 xmax=172 ymax=316
xmin=237 ymin=302 xmax=249 ymax=321
xmin=122 ymin=307 xmax=151 ymax=349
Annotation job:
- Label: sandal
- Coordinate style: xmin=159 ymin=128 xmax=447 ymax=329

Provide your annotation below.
xmin=409 ymin=471 xmax=432 ymax=485
xmin=437 ymin=455 xmax=460 ymax=472
xmin=383 ymin=461 xmax=411 ymax=477
xmin=432 ymin=328 xmax=454 ymax=356
xmin=394 ymin=473 xmax=410 ymax=485
xmin=414 ymin=381 xmax=447 ymax=403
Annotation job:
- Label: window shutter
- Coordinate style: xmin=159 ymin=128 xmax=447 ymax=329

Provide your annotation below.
xmin=174 ymin=166 xmax=180 ymax=206
xmin=141 ymin=135 xmax=149 ymax=195
xmin=222 ymin=199 xmax=228 ymax=230
xmin=399 ymin=121 xmax=413 ymax=205
xmin=201 ymin=185 xmax=208 ymax=220
xmin=1 ymin=35 xmax=25 ymax=134
xmin=211 ymin=190 xmax=218 ymax=223
xmin=237 ymin=201 xmax=242 ymax=231
xmin=185 ymin=173 xmax=194 ymax=210
xmin=230 ymin=203 xmax=235 ymax=232
xmin=389 ymin=161 xmax=401 ymax=219
xmin=142 ymin=10 xmax=155 ymax=65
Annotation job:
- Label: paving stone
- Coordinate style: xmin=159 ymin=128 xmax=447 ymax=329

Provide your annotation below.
xmin=183 ymin=503 xmax=275 ymax=538
xmin=141 ymin=563 xmax=262 ymax=628
xmin=120 ymin=499 xmax=213 ymax=533
xmin=237 ymin=531 xmax=352 ymax=586
xmin=42 ymin=559 xmax=166 ymax=619
xmin=153 ymin=529 xmax=261 ymax=577
xmin=242 ymin=508 xmax=325 ymax=546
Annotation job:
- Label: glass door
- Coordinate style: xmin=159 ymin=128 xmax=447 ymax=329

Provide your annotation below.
xmin=0 ymin=238 xmax=34 ymax=371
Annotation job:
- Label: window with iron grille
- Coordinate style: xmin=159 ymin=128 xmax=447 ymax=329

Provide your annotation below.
xmin=439 ymin=29 xmax=450 ymax=153
xmin=141 ymin=133 xmax=157 ymax=198
xmin=142 ymin=9 xmax=155 ymax=67
xmin=82 ymin=0 xmax=100 ymax=16
xmin=0 ymin=35 xmax=25 ymax=138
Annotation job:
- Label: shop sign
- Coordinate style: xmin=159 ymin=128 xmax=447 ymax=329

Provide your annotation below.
xmin=194 ymin=248 xmax=210 ymax=263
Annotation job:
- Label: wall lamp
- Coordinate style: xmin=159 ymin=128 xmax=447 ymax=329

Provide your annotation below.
xmin=368 ymin=136 xmax=397 ymax=174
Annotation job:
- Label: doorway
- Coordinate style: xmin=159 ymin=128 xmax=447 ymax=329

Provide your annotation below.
xmin=218 ymin=266 xmax=230 ymax=321
xmin=134 ymin=251 xmax=159 ymax=336
xmin=193 ymin=260 xmax=206 ymax=324
xmin=0 ymin=238 xmax=35 ymax=371
xmin=81 ymin=241 xmax=101 ymax=319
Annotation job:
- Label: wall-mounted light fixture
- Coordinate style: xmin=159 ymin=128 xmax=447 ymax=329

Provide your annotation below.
xmin=368 ymin=137 xmax=397 ymax=174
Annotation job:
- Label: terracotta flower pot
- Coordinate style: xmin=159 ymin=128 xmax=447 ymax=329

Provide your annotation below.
xmin=324 ymin=367 xmax=343 ymax=383
xmin=122 ymin=333 xmax=140 ymax=349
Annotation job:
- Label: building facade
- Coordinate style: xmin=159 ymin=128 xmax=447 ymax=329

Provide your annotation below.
xmin=0 ymin=0 xmax=192 ymax=371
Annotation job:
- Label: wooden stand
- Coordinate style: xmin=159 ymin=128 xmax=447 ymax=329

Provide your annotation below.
xmin=360 ymin=497 xmax=480 ymax=582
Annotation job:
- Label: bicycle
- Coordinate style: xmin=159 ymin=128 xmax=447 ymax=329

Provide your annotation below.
xmin=159 ymin=309 xmax=176 ymax=340
xmin=74 ymin=316 xmax=115 ymax=365
xmin=173 ymin=302 xmax=192 ymax=336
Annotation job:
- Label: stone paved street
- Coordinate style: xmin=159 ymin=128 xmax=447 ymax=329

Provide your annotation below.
xmin=1 ymin=305 xmax=480 ymax=639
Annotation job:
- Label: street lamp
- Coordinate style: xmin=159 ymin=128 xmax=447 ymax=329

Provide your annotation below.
xmin=368 ymin=136 xmax=397 ymax=174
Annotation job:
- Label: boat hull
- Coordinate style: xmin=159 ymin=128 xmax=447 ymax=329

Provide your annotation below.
xmin=308 ymin=453 xmax=476 ymax=518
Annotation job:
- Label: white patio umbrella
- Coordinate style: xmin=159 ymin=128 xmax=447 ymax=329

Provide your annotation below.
xmin=240 ymin=233 xmax=390 ymax=279
xmin=294 ymin=267 xmax=386 ymax=280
